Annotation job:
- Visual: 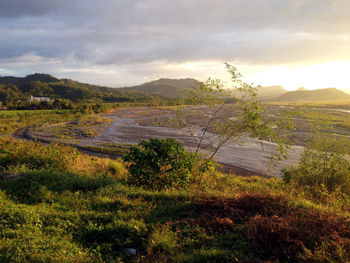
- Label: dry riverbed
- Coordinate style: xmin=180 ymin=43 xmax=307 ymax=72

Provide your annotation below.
xmin=99 ymin=107 xmax=304 ymax=177
xmin=15 ymin=106 xmax=308 ymax=177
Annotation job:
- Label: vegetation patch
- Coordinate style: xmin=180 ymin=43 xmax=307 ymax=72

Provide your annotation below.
xmin=82 ymin=143 xmax=133 ymax=157
xmin=247 ymin=208 xmax=350 ymax=262
xmin=194 ymin=194 xmax=350 ymax=262
xmin=0 ymin=135 xmax=349 ymax=262
xmin=0 ymin=110 xmax=80 ymax=135
xmin=32 ymin=115 xmax=113 ymax=140
xmin=123 ymin=138 xmax=204 ymax=190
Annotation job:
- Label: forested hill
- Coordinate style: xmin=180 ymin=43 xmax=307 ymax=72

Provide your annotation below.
xmin=0 ymin=73 xmax=156 ymax=105
xmin=122 ymin=78 xmax=200 ymax=98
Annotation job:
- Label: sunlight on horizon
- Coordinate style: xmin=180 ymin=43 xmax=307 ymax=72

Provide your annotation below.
xmin=246 ymin=61 xmax=350 ymax=92
xmin=168 ymin=60 xmax=350 ymax=93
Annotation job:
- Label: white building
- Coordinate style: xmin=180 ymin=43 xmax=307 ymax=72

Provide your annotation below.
xmin=30 ymin=95 xmax=51 ymax=102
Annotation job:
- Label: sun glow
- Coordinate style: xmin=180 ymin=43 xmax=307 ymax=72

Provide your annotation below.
xmin=244 ymin=61 xmax=350 ymax=92
xmin=162 ymin=60 xmax=350 ymax=93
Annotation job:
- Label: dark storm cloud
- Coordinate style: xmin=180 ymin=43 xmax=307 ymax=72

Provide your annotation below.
xmin=1 ymin=0 xmax=350 ymax=68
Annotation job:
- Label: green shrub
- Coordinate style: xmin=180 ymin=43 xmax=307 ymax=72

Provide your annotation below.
xmin=283 ymin=149 xmax=350 ymax=195
xmin=123 ymin=138 xmax=196 ymax=190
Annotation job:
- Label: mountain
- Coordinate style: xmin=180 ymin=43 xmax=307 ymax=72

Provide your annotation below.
xmin=230 ymin=85 xmax=288 ymax=101
xmin=0 ymin=73 xmax=156 ymax=105
xmin=274 ymin=88 xmax=350 ymax=101
xmin=122 ymin=78 xmax=199 ymax=98
xmin=256 ymin=85 xmax=288 ymax=101
xmin=0 ymin=73 xmax=59 ymax=86
xmin=297 ymin=87 xmax=307 ymax=91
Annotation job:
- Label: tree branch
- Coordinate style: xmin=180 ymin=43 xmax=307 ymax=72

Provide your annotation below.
xmin=195 ymin=103 xmax=225 ymax=156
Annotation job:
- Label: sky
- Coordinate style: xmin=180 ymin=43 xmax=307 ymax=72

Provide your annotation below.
xmin=0 ymin=0 xmax=350 ymax=91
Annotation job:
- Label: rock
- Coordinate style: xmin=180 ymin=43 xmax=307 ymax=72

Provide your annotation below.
xmin=0 ymin=172 xmax=22 ymax=181
xmin=124 ymin=248 xmax=137 ymax=256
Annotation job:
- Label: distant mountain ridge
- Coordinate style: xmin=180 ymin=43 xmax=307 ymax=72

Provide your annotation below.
xmin=255 ymin=85 xmax=350 ymax=101
xmin=257 ymin=85 xmax=288 ymax=100
xmin=274 ymin=88 xmax=350 ymax=101
xmin=122 ymin=78 xmax=199 ymax=98
xmin=2 ymin=73 xmax=349 ymax=104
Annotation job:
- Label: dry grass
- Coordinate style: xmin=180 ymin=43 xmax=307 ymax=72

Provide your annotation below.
xmin=194 ymin=193 xmax=350 ymax=262
xmin=267 ymin=99 xmax=350 ymax=107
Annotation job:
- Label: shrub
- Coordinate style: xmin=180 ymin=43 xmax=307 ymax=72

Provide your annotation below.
xmin=122 ymin=138 xmax=196 ymax=190
xmin=283 ymin=108 xmax=350 ymax=196
xmin=283 ymin=148 xmax=350 ymax=195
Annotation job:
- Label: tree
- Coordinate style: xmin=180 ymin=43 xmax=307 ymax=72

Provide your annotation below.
xmin=174 ymin=63 xmax=290 ymax=180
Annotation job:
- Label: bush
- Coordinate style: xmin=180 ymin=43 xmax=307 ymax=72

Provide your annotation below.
xmin=283 ymin=148 xmax=350 ymax=195
xmin=122 ymin=138 xmax=196 ymax=190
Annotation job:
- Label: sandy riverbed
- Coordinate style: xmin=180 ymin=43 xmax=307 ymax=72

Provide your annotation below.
xmin=88 ymin=108 xmax=304 ymax=177
xmin=18 ymin=107 xmax=305 ymax=177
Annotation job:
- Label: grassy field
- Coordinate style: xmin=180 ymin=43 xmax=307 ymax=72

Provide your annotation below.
xmin=0 ymin=110 xmax=82 ymax=135
xmin=0 ymin=104 xmax=154 ymax=136
xmin=0 ymin=137 xmax=349 ymax=262
xmin=81 ymin=144 xmax=133 ymax=157
xmin=32 ymin=115 xmax=113 ymax=140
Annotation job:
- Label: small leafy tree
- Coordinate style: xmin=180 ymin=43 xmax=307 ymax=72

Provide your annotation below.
xmin=173 ymin=63 xmax=291 ymax=180
xmin=123 ymin=138 xmax=198 ymax=190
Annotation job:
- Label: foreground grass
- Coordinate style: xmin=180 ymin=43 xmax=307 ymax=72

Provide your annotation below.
xmin=0 ymin=137 xmax=349 ymax=262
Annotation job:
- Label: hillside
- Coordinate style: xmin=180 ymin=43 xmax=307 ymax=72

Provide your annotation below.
xmin=257 ymin=85 xmax=288 ymax=101
xmin=122 ymin=78 xmax=199 ymax=98
xmin=0 ymin=73 xmax=156 ymax=105
xmin=275 ymin=88 xmax=350 ymax=101
xmin=0 ymin=73 xmax=59 ymax=86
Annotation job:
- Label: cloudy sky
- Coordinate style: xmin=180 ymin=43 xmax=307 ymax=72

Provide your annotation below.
xmin=1 ymin=0 xmax=350 ymax=91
